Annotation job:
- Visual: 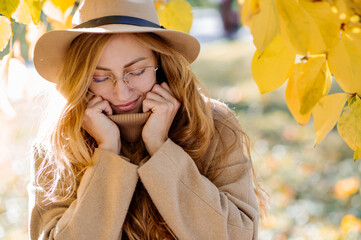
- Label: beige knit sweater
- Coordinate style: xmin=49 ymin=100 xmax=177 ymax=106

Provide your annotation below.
xmin=28 ymin=99 xmax=259 ymax=240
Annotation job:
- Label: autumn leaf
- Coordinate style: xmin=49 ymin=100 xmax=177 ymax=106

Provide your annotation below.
xmin=335 ymin=177 xmax=360 ymax=200
xmin=312 ymin=93 xmax=348 ymax=147
xmin=354 ymin=147 xmax=361 ymax=160
xmin=0 ymin=16 xmax=12 ymax=52
xmin=251 ymin=34 xmax=295 ymax=93
xmin=240 ymin=0 xmax=260 ymax=28
xmin=275 ymin=0 xmax=326 ymax=55
xmin=25 ymin=0 xmax=42 ymax=24
xmin=286 ymin=67 xmax=312 ymax=126
xmin=337 ymin=95 xmax=361 ymax=160
xmin=156 ymin=0 xmax=193 ymax=33
xmin=50 ymin=0 xmax=76 ymax=14
xmin=340 ymin=214 xmax=361 ymax=235
xmin=0 ymin=0 xmax=20 ymax=19
xmin=332 ymin=0 xmax=354 ymax=21
xmin=300 ymin=0 xmax=341 ymax=50
xmin=328 ymin=31 xmax=361 ymax=95
xmin=250 ymin=0 xmax=279 ymax=53
xmin=11 ymin=0 xmax=41 ymax=24
xmin=294 ymin=55 xmax=331 ymax=115
xmin=12 ymin=0 xmax=32 ymax=24
xmin=43 ymin=0 xmax=73 ymax=30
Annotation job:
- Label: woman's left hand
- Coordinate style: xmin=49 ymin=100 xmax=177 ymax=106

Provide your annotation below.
xmin=142 ymin=82 xmax=181 ymax=156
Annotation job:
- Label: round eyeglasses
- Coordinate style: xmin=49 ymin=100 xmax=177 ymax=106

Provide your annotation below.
xmin=92 ymin=66 xmax=158 ymax=89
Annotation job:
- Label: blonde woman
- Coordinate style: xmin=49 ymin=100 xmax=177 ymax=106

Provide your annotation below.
xmin=28 ymin=0 xmax=268 ymax=239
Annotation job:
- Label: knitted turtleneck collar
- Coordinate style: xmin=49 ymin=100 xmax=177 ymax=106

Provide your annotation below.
xmin=108 ymin=111 xmax=151 ymax=143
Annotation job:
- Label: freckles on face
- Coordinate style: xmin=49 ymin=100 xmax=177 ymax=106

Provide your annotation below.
xmin=88 ymin=34 xmax=157 ymax=114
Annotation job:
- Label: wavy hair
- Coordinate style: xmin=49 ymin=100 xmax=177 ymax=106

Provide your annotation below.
xmin=33 ymin=32 xmax=269 ymax=240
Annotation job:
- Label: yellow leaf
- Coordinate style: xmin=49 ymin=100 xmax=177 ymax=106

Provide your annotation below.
xmin=48 ymin=14 xmax=73 ymax=30
xmin=340 ymin=214 xmax=361 ymax=235
xmin=300 ymin=0 xmax=341 ymax=50
xmin=12 ymin=0 xmax=32 ymax=24
xmin=251 ymin=34 xmax=295 ymax=93
xmin=275 ymin=0 xmax=326 ymax=55
xmin=294 ymin=55 xmax=331 ymax=114
xmin=351 ymin=0 xmax=361 ymax=16
xmin=250 ymin=0 xmax=280 ymax=53
xmin=13 ymin=0 xmax=41 ymax=24
xmin=0 ymin=16 xmax=12 ymax=52
xmin=0 ymin=0 xmax=20 ymax=18
xmin=333 ymin=0 xmax=353 ymax=21
xmin=240 ymin=0 xmax=260 ymax=27
xmin=286 ymin=68 xmax=312 ymax=126
xmin=312 ymin=93 xmax=348 ymax=147
xmin=43 ymin=0 xmax=73 ymax=29
xmin=25 ymin=0 xmax=42 ymax=24
xmin=50 ymin=0 xmax=75 ymax=14
xmin=156 ymin=0 xmax=193 ymax=33
xmin=335 ymin=177 xmax=360 ymax=200
xmin=337 ymin=95 xmax=361 ymax=155
xmin=354 ymin=147 xmax=361 ymax=161
xmin=328 ymin=32 xmax=361 ymax=95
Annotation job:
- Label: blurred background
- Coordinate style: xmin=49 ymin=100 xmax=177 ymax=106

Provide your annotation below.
xmin=0 ymin=0 xmax=360 ymax=239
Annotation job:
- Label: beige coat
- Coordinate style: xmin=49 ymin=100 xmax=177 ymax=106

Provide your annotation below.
xmin=28 ymin=100 xmax=259 ymax=240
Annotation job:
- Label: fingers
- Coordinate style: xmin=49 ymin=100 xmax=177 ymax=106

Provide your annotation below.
xmin=149 ymin=83 xmax=180 ymax=108
xmin=96 ymin=100 xmax=113 ymax=116
xmin=142 ymin=98 xmax=157 ymax=113
xmin=86 ymin=90 xmax=95 ymax=102
xmin=160 ymin=82 xmax=173 ymax=95
xmin=85 ymin=93 xmax=113 ymax=116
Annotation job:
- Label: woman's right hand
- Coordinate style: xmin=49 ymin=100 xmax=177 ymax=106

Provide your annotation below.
xmin=82 ymin=92 xmax=121 ymax=155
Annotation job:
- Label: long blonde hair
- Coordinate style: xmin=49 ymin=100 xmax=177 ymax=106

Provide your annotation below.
xmin=33 ymin=32 xmax=269 ymax=239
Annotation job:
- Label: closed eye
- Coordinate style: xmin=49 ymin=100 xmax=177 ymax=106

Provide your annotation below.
xmin=128 ymin=68 xmax=146 ymax=76
xmin=92 ymin=76 xmax=111 ymax=83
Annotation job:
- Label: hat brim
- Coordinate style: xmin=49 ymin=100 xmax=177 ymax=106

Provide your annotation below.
xmin=34 ymin=24 xmax=200 ymax=83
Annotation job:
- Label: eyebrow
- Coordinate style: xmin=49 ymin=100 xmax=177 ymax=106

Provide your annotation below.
xmin=95 ymin=57 xmax=147 ymax=71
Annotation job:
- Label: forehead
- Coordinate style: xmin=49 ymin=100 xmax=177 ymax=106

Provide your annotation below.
xmin=97 ymin=33 xmax=154 ymax=67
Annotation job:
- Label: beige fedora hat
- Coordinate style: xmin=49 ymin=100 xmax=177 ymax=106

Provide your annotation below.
xmin=34 ymin=0 xmax=200 ymax=83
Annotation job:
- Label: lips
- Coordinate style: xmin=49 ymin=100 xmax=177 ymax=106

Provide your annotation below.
xmin=114 ymin=98 xmax=139 ymax=111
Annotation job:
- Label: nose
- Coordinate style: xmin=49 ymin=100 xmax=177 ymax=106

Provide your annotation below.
xmin=113 ymin=78 xmax=133 ymax=101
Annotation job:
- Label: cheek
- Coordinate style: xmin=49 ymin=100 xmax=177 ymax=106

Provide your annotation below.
xmin=137 ymin=78 xmax=156 ymax=93
xmin=88 ymin=84 xmax=111 ymax=98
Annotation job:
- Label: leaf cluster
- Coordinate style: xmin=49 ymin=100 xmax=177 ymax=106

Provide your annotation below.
xmin=240 ymin=0 xmax=361 ymax=161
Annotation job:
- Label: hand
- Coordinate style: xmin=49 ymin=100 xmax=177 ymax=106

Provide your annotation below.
xmin=142 ymin=82 xmax=181 ymax=156
xmin=82 ymin=91 xmax=121 ymax=154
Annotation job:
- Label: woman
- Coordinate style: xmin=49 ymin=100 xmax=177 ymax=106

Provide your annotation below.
xmin=28 ymin=0 xmax=268 ymax=239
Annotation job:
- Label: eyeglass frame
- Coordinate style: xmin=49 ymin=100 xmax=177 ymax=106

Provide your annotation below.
xmin=92 ymin=65 xmax=159 ymax=88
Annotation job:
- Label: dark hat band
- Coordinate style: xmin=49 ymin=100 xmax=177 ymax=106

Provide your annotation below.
xmin=74 ymin=15 xmax=165 ymax=29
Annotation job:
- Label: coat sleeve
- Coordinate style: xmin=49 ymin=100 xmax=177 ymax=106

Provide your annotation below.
xmin=137 ymin=110 xmax=259 ymax=240
xmin=28 ymin=148 xmax=139 ymax=240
